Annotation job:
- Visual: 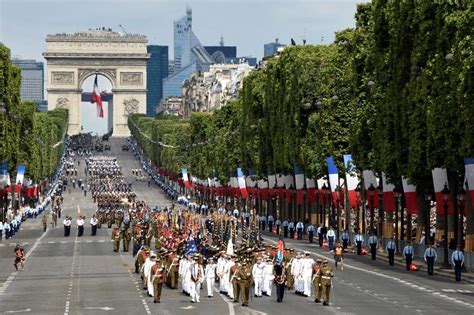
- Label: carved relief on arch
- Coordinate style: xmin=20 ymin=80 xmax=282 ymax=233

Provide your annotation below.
xmin=56 ymin=97 xmax=69 ymax=109
xmin=78 ymin=68 xmax=116 ymax=87
xmin=123 ymin=97 xmax=139 ymax=117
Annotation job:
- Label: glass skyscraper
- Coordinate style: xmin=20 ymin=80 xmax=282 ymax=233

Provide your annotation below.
xmin=264 ymin=39 xmax=285 ymax=57
xmin=163 ymin=8 xmax=213 ymax=100
xmin=147 ymin=45 xmax=169 ymax=116
xmin=11 ymin=58 xmax=46 ymax=111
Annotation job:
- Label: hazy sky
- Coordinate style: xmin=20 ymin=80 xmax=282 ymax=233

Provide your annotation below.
xmin=0 ymin=0 xmax=368 ymax=61
xmin=0 ymin=0 xmax=367 ymax=134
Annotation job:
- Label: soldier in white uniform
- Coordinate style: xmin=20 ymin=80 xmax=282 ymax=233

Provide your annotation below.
xmin=302 ymin=252 xmax=315 ymax=297
xmin=144 ymin=252 xmax=156 ymax=298
xmin=263 ymin=258 xmax=275 ymax=296
xmin=190 ymin=256 xmax=204 ymax=303
xmin=216 ymin=253 xmax=227 ymax=294
xmin=252 ymin=257 xmax=265 ymax=297
xmin=205 ymin=257 xmax=217 ymax=297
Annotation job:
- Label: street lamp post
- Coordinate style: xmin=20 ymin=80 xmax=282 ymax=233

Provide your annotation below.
xmin=457 ymin=187 xmax=466 ymax=248
xmin=441 ymin=184 xmax=451 ymax=268
xmin=368 ymin=183 xmax=376 ymax=233
xmin=355 ymin=183 xmax=362 ymax=232
xmin=377 ymin=182 xmax=384 ymax=238
xmin=393 ymin=186 xmax=401 ymax=253
xmin=335 ymin=185 xmax=341 ymax=238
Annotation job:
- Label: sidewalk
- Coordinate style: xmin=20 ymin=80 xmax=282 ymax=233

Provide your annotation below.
xmin=261 ymin=230 xmax=474 ymax=284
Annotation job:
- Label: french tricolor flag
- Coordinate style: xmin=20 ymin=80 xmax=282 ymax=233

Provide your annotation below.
xmin=362 ymin=170 xmax=379 ymax=209
xmin=382 ymin=173 xmax=395 ymax=213
xmin=343 ymin=154 xmax=358 ymax=208
xmin=326 ymin=156 xmax=339 ymax=204
xmin=306 ymin=177 xmax=317 ymax=204
xmin=465 ymin=158 xmax=474 ymax=210
xmin=401 ymin=177 xmax=419 ymax=214
xmin=182 ymin=168 xmax=190 ymax=188
xmin=237 ymin=168 xmax=248 ymax=199
xmin=91 ymin=75 xmax=104 ymax=118
xmin=432 ymin=168 xmax=454 ymax=215
xmin=294 ymin=166 xmax=305 ymax=205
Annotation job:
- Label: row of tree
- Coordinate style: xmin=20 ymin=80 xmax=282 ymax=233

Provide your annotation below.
xmin=0 ymin=44 xmax=69 ymax=181
xmin=129 ymin=1 xmax=473 ymax=209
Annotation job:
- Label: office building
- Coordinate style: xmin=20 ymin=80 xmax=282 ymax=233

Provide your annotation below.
xmin=146 ymin=45 xmax=169 ymax=116
xmin=204 ymin=45 xmax=237 ymax=63
xmin=264 ymin=38 xmax=285 ymax=57
xmin=163 ymin=7 xmax=213 ymax=100
xmin=11 ymin=58 xmax=46 ymax=111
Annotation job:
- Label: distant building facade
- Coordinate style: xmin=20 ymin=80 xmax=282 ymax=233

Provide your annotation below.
xmin=204 ymin=46 xmax=237 ymax=63
xmin=146 ymin=45 xmax=169 ymax=116
xmin=181 ymin=63 xmax=254 ymax=116
xmin=264 ymin=38 xmax=285 ymax=57
xmin=11 ymin=58 xmax=46 ymax=111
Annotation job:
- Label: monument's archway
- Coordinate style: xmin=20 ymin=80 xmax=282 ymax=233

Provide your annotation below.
xmin=43 ymin=29 xmax=149 ymax=137
xmin=81 ymin=74 xmax=113 ymax=135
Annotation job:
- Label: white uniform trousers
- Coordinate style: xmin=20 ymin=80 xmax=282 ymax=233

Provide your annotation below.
xmin=254 ymin=277 xmax=264 ymax=296
xmin=206 ymin=277 xmax=214 ymax=296
xmin=190 ymin=282 xmax=201 ymax=303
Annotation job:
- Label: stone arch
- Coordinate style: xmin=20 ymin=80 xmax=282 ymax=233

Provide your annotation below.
xmin=43 ymin=29 xmax=149 ymax=137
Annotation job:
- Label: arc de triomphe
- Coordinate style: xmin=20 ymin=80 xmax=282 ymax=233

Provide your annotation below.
xmin=43 ymin=29 xmax=149 ymax=137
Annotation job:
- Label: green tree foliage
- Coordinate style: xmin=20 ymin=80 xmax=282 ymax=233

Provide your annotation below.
xmin=0 ymin=44 xmax=68 ymax=182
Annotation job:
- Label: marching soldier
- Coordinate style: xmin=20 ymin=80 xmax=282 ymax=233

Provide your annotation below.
xmin=320 ymin=259 xmax=334 ymax=306
xmin=274 ymin=262 xmax=286 ymax=302
xmin=42 ymin=214 xmax=48 ymax=232
xmin=205 ymin=257 xmax=217 ymax=297
xmin=111 ymin=225 xmax=122 ymax=252
xmin=237 ymin=260 xmax=252 ymax=307
xmin=313 ymin=259 xmax=323 ymax=303
xmin=230 ymin=259 xmax=241 ymax=303
xmin=151 ymin=257 xmax=166 ymax=303
xmin=166 ymin=250 xmax=180 ymax=289
xmin=122 ymin=228 xmax=132 ymax=252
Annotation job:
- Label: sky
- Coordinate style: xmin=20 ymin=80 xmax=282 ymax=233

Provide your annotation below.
xmin=0 ymin=0 xmax=368 ymax=134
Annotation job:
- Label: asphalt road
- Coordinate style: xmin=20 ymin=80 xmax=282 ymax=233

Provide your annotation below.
xmin=1 ymin=138 xmax=473 ymax=315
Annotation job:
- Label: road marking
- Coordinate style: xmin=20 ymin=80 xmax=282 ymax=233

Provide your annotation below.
xmin=213 ymin=285 xmax=235 ymax=315
xmin=180 ymin=306 xmax=196 ymax=310
xmin=84 ymin=307 xmax=114 ymax=311
xmin=4 ymin=309 xmax=32 ymax=313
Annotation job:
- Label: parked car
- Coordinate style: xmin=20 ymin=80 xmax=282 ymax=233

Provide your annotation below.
xmin=122 ymin=144 xmax=129 ymax=151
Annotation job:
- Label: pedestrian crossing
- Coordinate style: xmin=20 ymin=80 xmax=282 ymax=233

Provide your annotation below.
xmin=441 ymin=289 xmax=473 ymax=293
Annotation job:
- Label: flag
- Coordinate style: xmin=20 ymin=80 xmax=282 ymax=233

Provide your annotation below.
xmin=294 ymin=166 xmax=305 ymax=205
xmin=0 ymin=161 xmax=9 ymax=189
xmin=184 ymin=237 xmax=198 ymax=256
xmin=402 ymin=177 xmax=419 ymax=215
xmin=182 ymin=168 xmax=190 ymax=188
xmin=363 ymin=170 xmax=379 ymax=209
xmin=343 ymin=154 xmax=358 ymax=208
xmin=432 ymin=168 xmax=454 ymax=215
xmin=15 ymin=165 xmax=25 ymax=186
xmin=465 ymin=158 xmax=474 ymax=210
xmin=306 ymin=177 xmax=317 ymax=204
xmin=91 ymin=75 xmax=104 ymax=118
xmin=276 ymin=235 xmax=285 ymax=265
xmin=326 ymin=156 xmax=339 ymax=204
xmin=226 ymin=236 xmax=234 ymax=256
xmin=237 ymin=168 xmax=248 ymax=199
xmin=382 ymin=173 xmax=395 ymax=213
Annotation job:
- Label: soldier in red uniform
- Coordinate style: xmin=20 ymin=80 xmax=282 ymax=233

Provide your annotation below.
xmin=151 ymin=257 xmax=167 ymax=303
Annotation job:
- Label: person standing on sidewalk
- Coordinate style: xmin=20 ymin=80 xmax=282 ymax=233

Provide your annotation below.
xmin=288 ymin=221 xmax=295 ymax=239
xmin=268 ymin=214 xmax=274 ymax=233
xmin=451 ymin=246 xmax=465 ymax=282
xmin=354 ymin=231 xmax=364 ymax=255
xmin=296 ymin=221 xmax=304 ymax=240
xmin=275 ymin=218 xmax=281 ymax=235
xmin=307 ymin=223 xmax=315 ymax=243
xmin=424 ymin=243 xmax=437 ymax=275
xmin=327 ymin=227 xmax=336 ymax=251
xmin=403 ymin=241 xmax=414 ymax=271
xmin=386 ymin=237 xmax=396 ymax=266
xmin=283 ymin=219 xmax=289 ymax=238
xmin=368 ymin=233 xmax=378 ymax=260
xmin=340 ymin=229 xmax=350 ymax=250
